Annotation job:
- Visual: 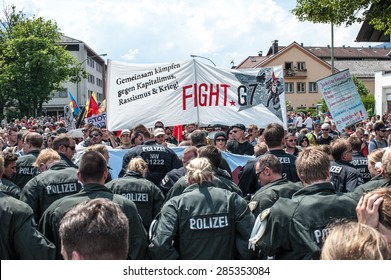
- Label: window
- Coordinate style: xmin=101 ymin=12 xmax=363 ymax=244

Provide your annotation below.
xmin=284 ymin=62 xmax=293 ymax=70
xmin=88 ymin=74 xmax=95 ymax=84
xmin=96 ymin=78 xmax=103 ymax=87
xmin=285 ymin=82 xmax=294 ymax=93
xmin=297 ymin=61 xmax=306 ymax=70
xmin=53 ymin=88 xmax=67 ymax=98
xmin=309 ymin=82 xmax=318 ymax=93
xmin=96 ymin=92 xmax=103 ymax=102
xmin=87 ymin=57 xmax=95 ymax=68
xmin=96 ymin=63 xmax=102 ymax=73
xmin=297 ymin=82 xmax=306 ymax=93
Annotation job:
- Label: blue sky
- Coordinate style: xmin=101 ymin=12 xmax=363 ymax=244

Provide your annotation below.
xmin=8 ymin=0 xmax=376 ymax=68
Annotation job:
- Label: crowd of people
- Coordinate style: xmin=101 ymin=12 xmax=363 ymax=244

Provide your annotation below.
xmin=1 ymin=111 xmax=391 ymax=260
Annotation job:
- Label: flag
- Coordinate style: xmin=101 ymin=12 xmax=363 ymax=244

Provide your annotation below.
xmin=99 ymin=99 xmax=106 ymax=113
xmin=85 ymin=92 xmax=100 ymax=118
xmin=68 ymin=91 xmax=80 ymax=116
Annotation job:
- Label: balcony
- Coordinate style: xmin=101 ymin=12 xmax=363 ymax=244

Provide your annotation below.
xmin=284 ymin=68 xmax=307 ymax=79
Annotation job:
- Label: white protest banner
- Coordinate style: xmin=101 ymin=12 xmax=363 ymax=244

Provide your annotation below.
xmin=64 ymin=105 xmax=75 ymax=130
xmin=317 ymin=69 xmax=368 ymax=131
xmin=85 ymin=112 xmax=107 ymax=128
xmin=106 ymin=60 xmax=286 ymax=130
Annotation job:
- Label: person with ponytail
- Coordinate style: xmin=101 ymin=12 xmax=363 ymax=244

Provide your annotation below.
xmin=149 ymin=157 xmax=255 ymax=260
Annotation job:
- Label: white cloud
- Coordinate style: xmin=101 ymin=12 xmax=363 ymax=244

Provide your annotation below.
xmin=6 ymin=0 xmax=377 ymax=68
xmin=121 ymin=49 xmax=139 ymax=61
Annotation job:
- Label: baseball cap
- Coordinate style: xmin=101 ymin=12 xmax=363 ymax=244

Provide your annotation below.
xmin=120 ymin=129 xmax=131 ymax=136
xmin=321 ymin=123 xmax=330 ymax=130
xmin=231 ymin=123 xmax=246 ymax=131
xmin=374 ymin=123 xmax=387 ymax=131
xmin=154 ymin=128 xmax=165 ymax=137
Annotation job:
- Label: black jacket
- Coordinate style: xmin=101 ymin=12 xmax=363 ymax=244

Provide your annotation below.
xmin=119 ymin=140 xmax=182 ymax=185
xmin=238 ymin=149 xmax=300 ymax=198
xmin=330 ymin=160 xmax=364 ymax=192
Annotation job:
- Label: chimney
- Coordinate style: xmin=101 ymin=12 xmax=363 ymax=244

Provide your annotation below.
xmin=301 ymin=43 xmax=303 ymax=47
xmin=258 ymin=51 xmax=263 ymax=56
xmin=343 ymin=45 xmax=345 ymax=48
xmin=272 ymin=40 xmax=278 ymax=55
xmin=369 ymin=45 xmax=372 ymax=49
xmin=327 ymin=45 xmax=330 ymax=48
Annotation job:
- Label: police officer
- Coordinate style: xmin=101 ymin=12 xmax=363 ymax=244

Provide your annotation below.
xmin=39 ymin=151 xmax=148 ymax=260
xmin=249 ymin=154 xmax=301 ymax=217
xmin=159 ymin=146 xmax=198 ymax=195
xmin=349 ymin=135 xmax=371 ymax=183
xmin=0 ymin=154 xmax=21 ymax=199
xmin=253 ymin=148 xmax=357 ymax=259
xmin=0 ymin=190 xmax=55 ymax=259
xmin=106 ymin=157 xmax=165 ymax=231
xmin=20 ymin=149 xmax=82 ymax=223
xmin=13 ymin=132 xmax=42 ymax=188
xmin=238 ymin=123 xmax=300 ymax=198
xmin=118 ymin=125 xmax=182 ymax=185
xmin=330 ymin=138 xmax=364 ymax=192
xmin=52 ymin=134 xmax=78 ymax=168
xmin=149 ymin=157 xmax=255 ymax=260
xmin=164 ymin=145 xmax=242 ymax=202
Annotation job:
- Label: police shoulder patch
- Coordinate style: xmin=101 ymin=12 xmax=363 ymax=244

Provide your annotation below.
xmin=248 ymin=207 xmax=271 ymax=251
xmin=248 ymin=201 xmax=258 ymax=212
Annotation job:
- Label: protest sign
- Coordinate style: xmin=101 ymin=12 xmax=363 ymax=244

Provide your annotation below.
xmin=64 ymin=105 xmax=75 ymax=130
xmin=317 ymin=69 xmax=368 ymax=131
xmin=106 ymin=60 xmax=287 ymax=130
xmin=85 ymin=112 xmax=107 ymax=128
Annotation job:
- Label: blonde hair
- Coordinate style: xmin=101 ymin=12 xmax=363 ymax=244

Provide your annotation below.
xmin=254 ymin=142 xmax=268 ymax=157
xmin=33 ymin=149 xmax=61 ymax=167
xmin=381 ymin=148 xmax=391 ymax=179
xmin=321 ymin=221 xmax=390 ymax=260
xmin=127 ymin=157 xmax=148 ymax=177
xmin=86 ymin=144 xmax=108 ymax=156
xmin=186 ymin=157 xmax=213 ymax=184
xmin=368 ymin=148 xmax=385 ymax=174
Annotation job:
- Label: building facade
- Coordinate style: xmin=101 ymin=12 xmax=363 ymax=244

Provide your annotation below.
xmin=43 ymin=35 xmax=106 ymax=116
xmin=236 ymin=40 xmax=391 ymax=110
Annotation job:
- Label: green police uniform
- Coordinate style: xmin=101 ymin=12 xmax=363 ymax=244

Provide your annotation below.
xmin=106 ymin=171 xmax=165 ymax=230
xmin=249 ymin=178 xmax=302 ymax=217
xmin=258 ymin=182 xmax=357 ymax=259
xmin=149 ymin=181 xmax=255 ymax=260
xmin=349 ymin=175 xmax=389 ymax=202
xmin=164 ymin=169 xmax=242 ymax=203
xmin=0 ymin=191 xmax=55 ymax=259
xmin=0 ymin=178 xmax=21 ymax=199
xmin=39 ymin=183 xmax=148 ymax=260
xmin=20 ymin=162 xmax=82 ymax=223
xmin=13 ymin=150 xmax=40 ymax=189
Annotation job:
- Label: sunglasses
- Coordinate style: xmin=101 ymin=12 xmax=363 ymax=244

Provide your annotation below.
xmin=215 ymin=138 xmax=226 ymax=142
xmin=380 ymin=130 xmax=387 ymax=132
xmin=322 ymin=129 xmax=329 ymax=131
xmin=63 ymin=145 xmax=76 ymax=151
xmin=256 ymin=168 xmax=267 ymax=178
xmin=155 ymin=125 xmax=163 ymax=128
xmin=90 ymin=133 xmax=101 ymax=138
xmin=287 ymin=139 xmax=297 ymax=142
xmin=231 ymin=130 xmax=239 ymax=133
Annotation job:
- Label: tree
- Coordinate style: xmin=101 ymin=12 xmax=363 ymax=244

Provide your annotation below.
xmin=0 ymin=5 xmax=83 ymax=117
xmin=292 ymin=0 xmax=391 ymax=34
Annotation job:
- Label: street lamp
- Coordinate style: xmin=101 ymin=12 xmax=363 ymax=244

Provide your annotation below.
xmin=76 ymin=53 xmax=107 ymax=105
xmin=190 ymin=54 xmax=216 ymax=66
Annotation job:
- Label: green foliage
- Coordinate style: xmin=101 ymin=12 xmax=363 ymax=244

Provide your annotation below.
xmin=292 ymin=0 xmax=391 ymax=35
xmin=0 ymin=5 xmax=82 ymax=117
